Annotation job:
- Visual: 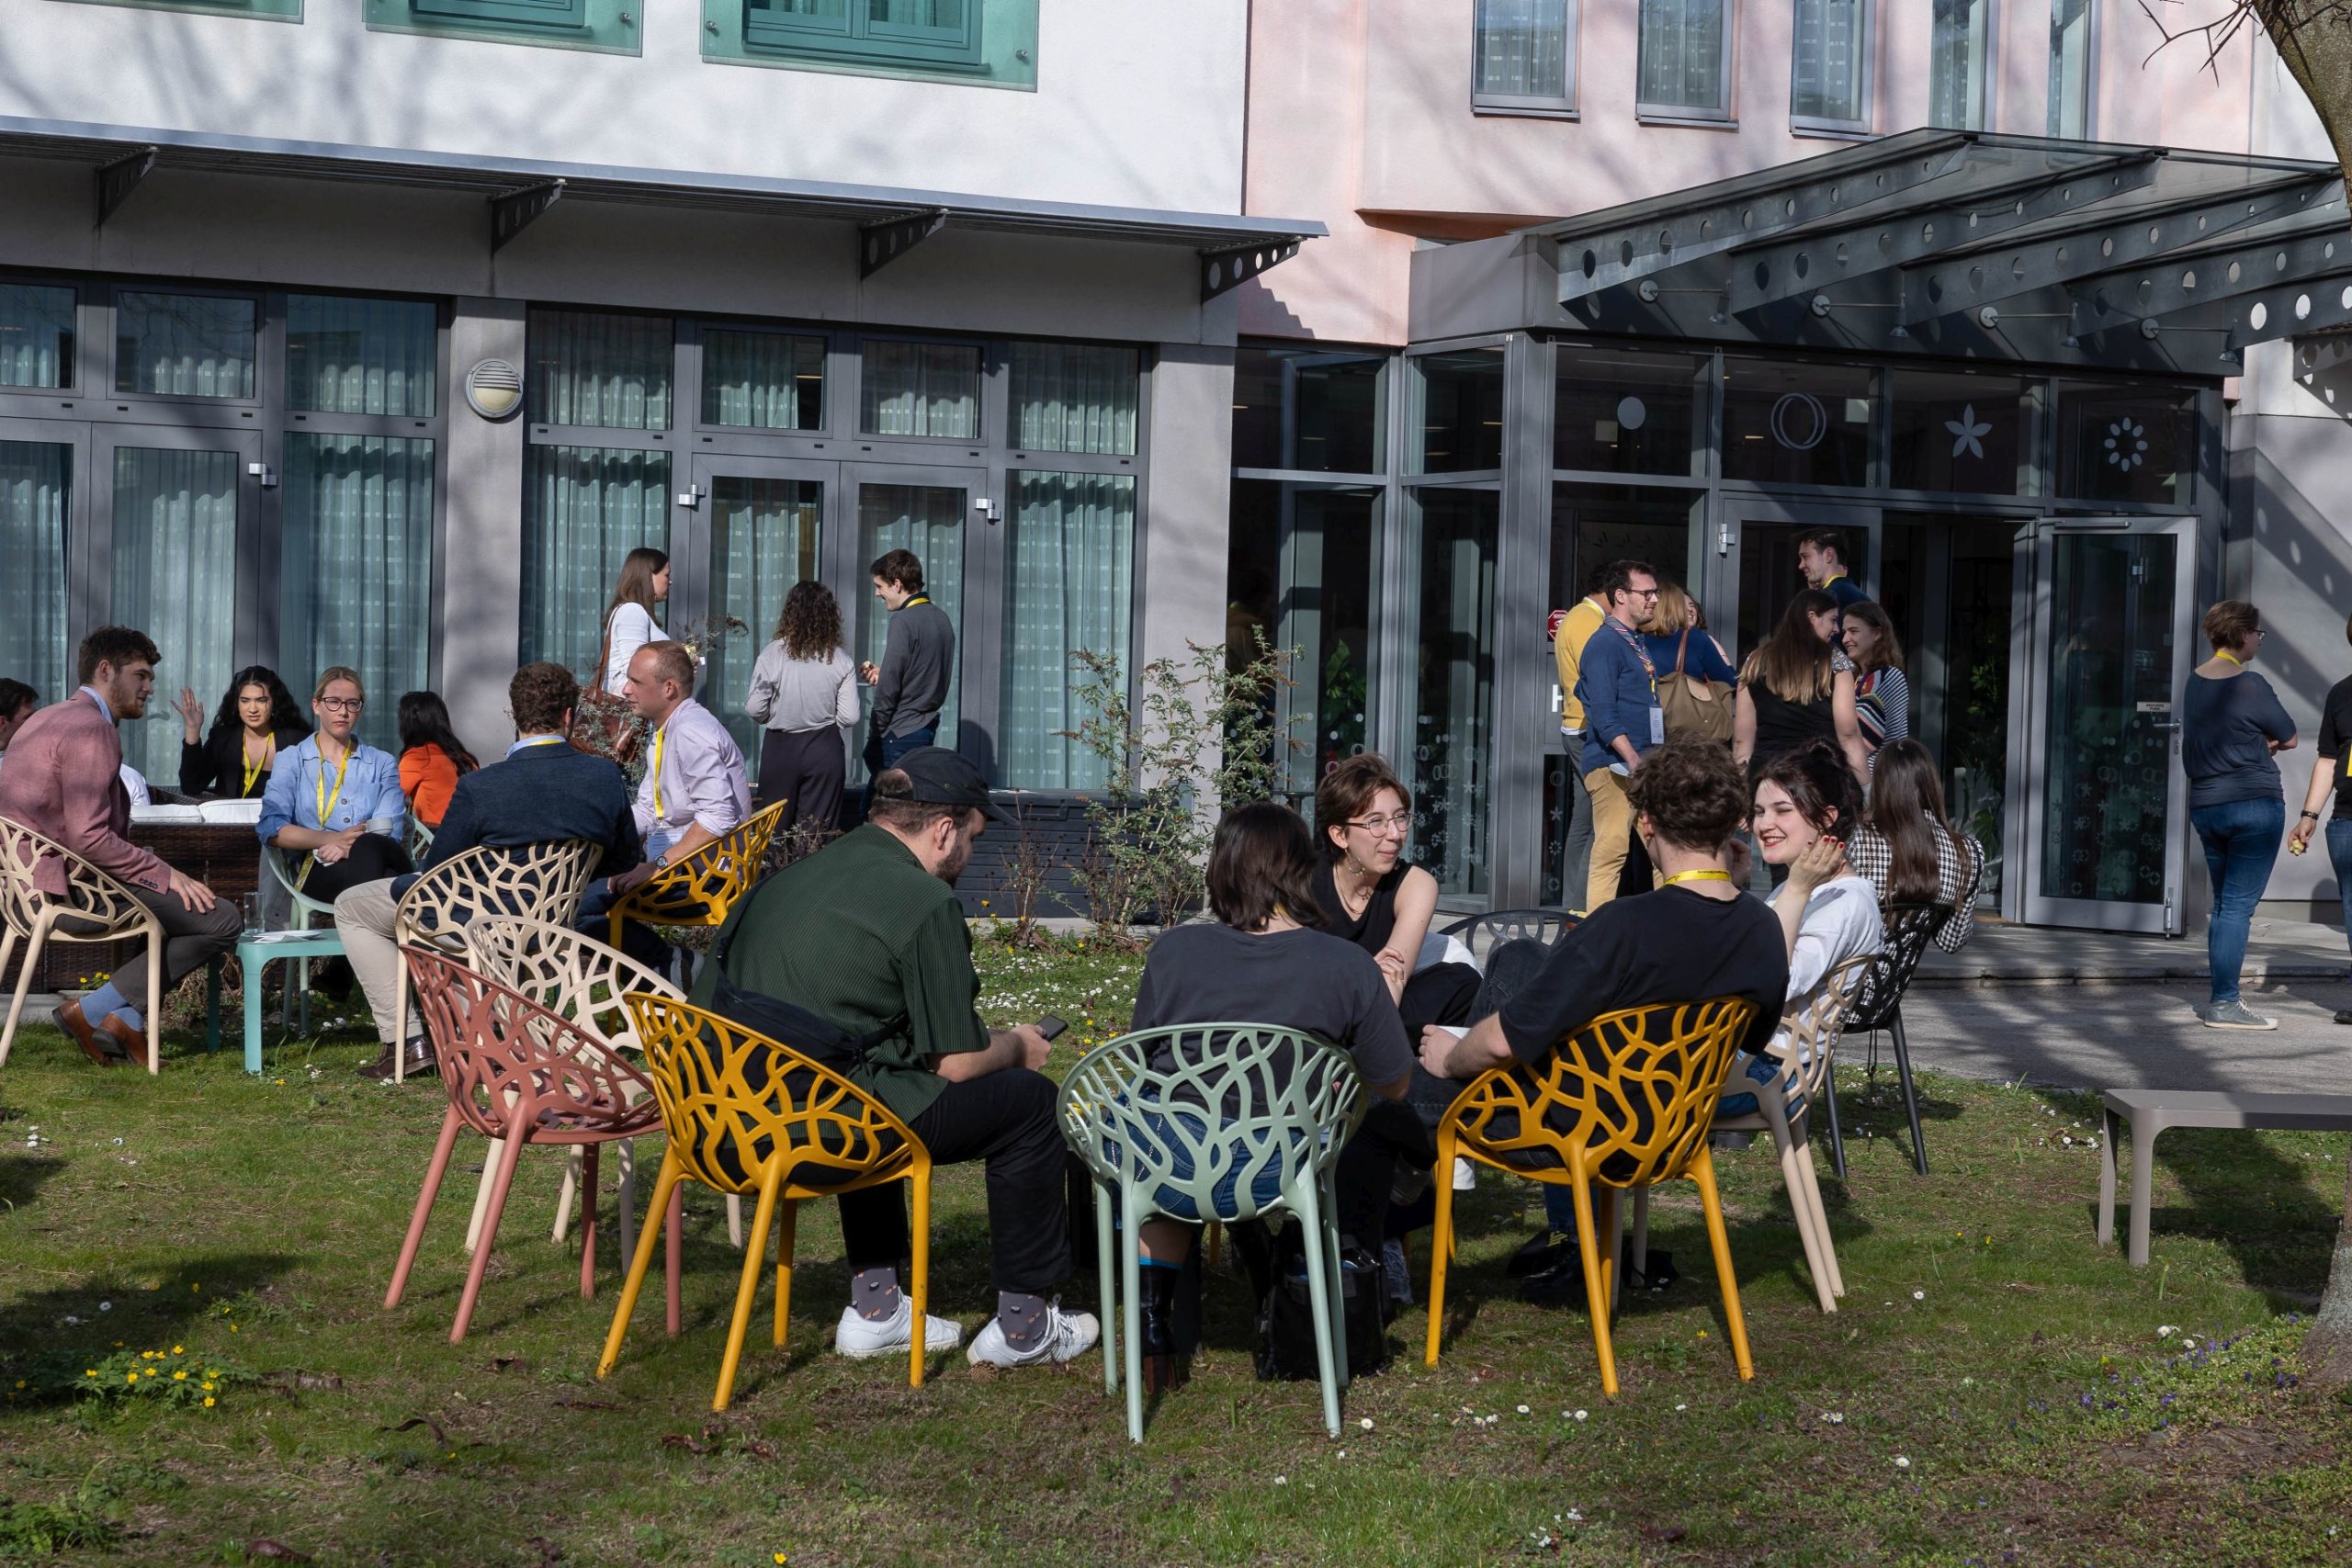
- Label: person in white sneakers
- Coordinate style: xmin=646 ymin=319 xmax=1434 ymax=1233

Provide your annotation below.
xmin=688 ymin=746 xmax=1097 ymax=1370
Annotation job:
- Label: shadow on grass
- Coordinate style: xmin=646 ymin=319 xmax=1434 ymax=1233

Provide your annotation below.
xmin=0 ymin=1151 xmax=63 ymax=1215
xmin=2153 ymin=1126 xmax=2341 ymax=1301
xmin=0 ymin=1250 xmax=300 ymax=1414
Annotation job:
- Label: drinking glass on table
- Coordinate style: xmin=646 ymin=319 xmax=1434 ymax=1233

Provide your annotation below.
xmin=239 ymin=891 xmax=266 ymax=934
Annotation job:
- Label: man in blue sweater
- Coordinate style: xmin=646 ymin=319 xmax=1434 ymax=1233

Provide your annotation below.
xmin=333 ymin=663 xmax=642 ymax=1080
xmin=1572 ymin=560 xmax=1662 ymax=912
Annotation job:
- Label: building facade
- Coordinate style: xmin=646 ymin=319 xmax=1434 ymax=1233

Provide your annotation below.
xmin=1231 ymin=0 xmax=2352 ymax=933
xmin=0 ymin=0 xmax=1310 ymax=803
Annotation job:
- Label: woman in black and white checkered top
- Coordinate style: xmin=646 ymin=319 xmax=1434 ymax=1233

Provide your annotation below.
xmin=1846 ymin=739 xmax=1985 ymax=952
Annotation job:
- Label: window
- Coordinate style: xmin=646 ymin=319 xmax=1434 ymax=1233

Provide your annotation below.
xmin=1409 ymin=489 xmax=1499 ymax=897
xmin=708 ymin=478 xmax=824 ymax=768
xmin=860 ymin=340 xmax=981 ymax=439
xmin=2048 ymin=0 xmax=2096 ymax=139
xmin=1554 ymin=346 xmax=1702 ymax=476
xmin=287 ymin=295 xmax=437 ymax=417
xmin=703 ymin=329 xmax=825 ymax=431
xmin=112 ymin=447 xmax=239 ymax=782
xmin=2054 ymin=381 xmax=2196 ymax=505
xmin=716 ymin=0 xmax=1041 ymax=84
xmin=1720 ymin=356 xmax=1874 ymax=486
xmin=1889 ymin=368 xmax=2029 ymax=492
xmin=1000 ymin=472 xmax=1136 ymax=787
xmin=116 ymin=293 xmax=256 ymax=400
xmin=529 ymin=310 xmax=673 ymax=431
xmin=520 ymin=446 xmax=673 ymax=679
xmin=280 ymin=436 xmax=436 ymax=756
xmin=856 ymin=484 xmax=966 ymax=743
xmin=1415 ymin=349 xmax=1506 ymax=473
xmin=59 ymin=0 xmax=299 ymax=17
xmin=1790 ymin=0 xmax=1870 ymax=131
xmin=1928 ymin=0 xmax=1993 ymax=130
xmin=363 ymin=0 xmax=639 ymax=53
xmin=1637 ymin=0 xmax=1732 ymax=120
xmin=1232 ymin=346 xmax=1386 ymax=473
xmin=0 ymin=442 xmax=71 ymax=701
xmin=1009 ymin=342 xmax=1138 ymax=456
xmin=0 ymin=285 xmax=74 ymax=389
xmin=1475 ymin=0 xmax=1577 ymax=114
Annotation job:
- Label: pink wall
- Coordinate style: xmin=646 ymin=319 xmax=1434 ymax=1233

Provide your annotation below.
xmin=1242 ymin=0 xmax=2259 ymax=347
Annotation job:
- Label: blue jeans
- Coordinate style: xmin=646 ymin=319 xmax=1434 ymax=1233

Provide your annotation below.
xmin=859 ymin=724 xmax=937 ymax=815
xmin=2327 ymin=818 xmax=2352 ymax=967
xmin=2190 ymin=795 xmax=2285 ymax=1006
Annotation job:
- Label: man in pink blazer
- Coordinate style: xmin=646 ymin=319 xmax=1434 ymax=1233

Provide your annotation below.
xmin=0 ymin=626 xmax=238 ymax=1066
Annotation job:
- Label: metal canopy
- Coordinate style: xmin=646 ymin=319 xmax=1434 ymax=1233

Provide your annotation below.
xmin=0 ymin=113 xmax=1322 ymax=287
xmin=1475 ymin=129 xmax=2348 ymax=375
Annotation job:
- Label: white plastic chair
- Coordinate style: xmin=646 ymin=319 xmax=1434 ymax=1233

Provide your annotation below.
xmin=0 ymin=818 xmax=171 ymax=1074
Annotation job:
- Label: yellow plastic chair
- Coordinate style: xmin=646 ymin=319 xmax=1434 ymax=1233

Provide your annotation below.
xmin=604 ymin=802 xmax=786 ymax=951
xmin=598 ymin=993 xmax=934 ymax=1411
xmin=1424 ymin=996 xmax=1759 ymax=1396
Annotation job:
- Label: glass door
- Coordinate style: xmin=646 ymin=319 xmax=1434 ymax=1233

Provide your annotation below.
xmin=92 ymin=427 xmax=262 ymax=784
xmin=1720 ymin=498 xmax=1879 ymax=672
xmin=849 ymin=465 xmax=978 ymax=763
xmin=2016 ymin=515 xmax=2197 ymax=934
xmin=0 ymin=419 xmax=85 ymax=706
xmin=684 ymin=455 xmax=834 ymax=774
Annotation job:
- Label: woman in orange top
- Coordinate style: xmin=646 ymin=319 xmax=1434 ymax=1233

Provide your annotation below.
xmin=395 ymin=691 xmax=479 ymax=829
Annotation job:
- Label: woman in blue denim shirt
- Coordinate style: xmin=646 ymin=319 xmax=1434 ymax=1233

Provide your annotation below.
xmin=257 ymin=665 xmax=412 ymax=906
xmin=2181 ymin=601 xmax=2295 ymax=1031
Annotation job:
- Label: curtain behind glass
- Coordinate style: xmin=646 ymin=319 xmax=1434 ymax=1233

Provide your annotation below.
xmin=1411 ymin=491 xmax=1498 ymax=897
xmin=857 ymin=484 xmax=964 ymax=746
xmin=710 ymin=478 xmax=824 ymax=772
xmin=1791 ymin=0 xmax=1866 ymax=122
xmin=0 ymin=284 xmax=74 ymax=389
xmin=1476 ymin=0 xmax=1570 ymax=98
xmin=115 ymin=293 xmax=256 ymax=400
xmin=287 ymin=295 xmax=438 ymax=417
xmin=280 ymin=435 xmax=435 ymax=756
xmin=112 ymin=447 xmax=238 ymax=781
xmin=1929 ymin=0 xmax=1990 ymax=129
xmin=522 ymin=446 xmax=672 ymax=682
xmin=1010 ymin=342 xmax=1138 ymax=455
xmin=529 ymin=310 xmax=673 ymax=429
xmin=2049 ymin=0 xmax=2094 ymax=138
xmin=874 ymin=0 xmax=960 ymax=22
xmin=860 ymin=341 xmax=980 ymax=438
xmin=0 ymin=442 xmax=71 ymax=700
xmin=1000 ymin=472 xmax=1134 ymax=788
xmin=703 ymin=330 xmax=825 ymax=430
xmin=1637 ymin=0 xmax=1725 ymax=112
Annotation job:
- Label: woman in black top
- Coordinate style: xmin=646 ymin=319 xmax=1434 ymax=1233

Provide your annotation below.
xmin=1734 ymin=589 xmax=1869 ymax=787
xmin=1310 ymin=753 xmax=1484 ymax=1033
xmin=173 ymin=666 xmax=311 ymax=799
xmin=2288 ymin=611 xmax=2352 ymax=1023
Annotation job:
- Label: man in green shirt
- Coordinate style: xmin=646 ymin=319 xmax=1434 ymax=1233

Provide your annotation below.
xmin=693 ymin=748 xmax=1097 ymax=1371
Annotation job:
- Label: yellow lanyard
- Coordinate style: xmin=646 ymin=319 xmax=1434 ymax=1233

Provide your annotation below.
xmin=1661 ymin=869 xmax=1734 ymax=888
xmin=242 ymin=735 xmax=274 ymax=796
xmin=2216 ymin=650 xmax=2243 ymax=668
xmin=313 ymin=742 xmax=353 ymax=829
xmin=650 ymin=724 xmax=666 ymax=818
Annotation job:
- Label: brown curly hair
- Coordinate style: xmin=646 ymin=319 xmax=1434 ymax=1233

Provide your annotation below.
xmin=1624 ymin=735 xmax=1751 ymax=853
xmin=775 ymin=580 xmax=844 ymax=662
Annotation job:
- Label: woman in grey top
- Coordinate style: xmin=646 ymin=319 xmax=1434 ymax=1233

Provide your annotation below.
xmin=745 ymin=581 xmax=860 ymax=835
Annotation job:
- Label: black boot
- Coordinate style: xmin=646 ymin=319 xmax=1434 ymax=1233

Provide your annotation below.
xmin=1138 ymin=1264 xmax=1187 ymax=1393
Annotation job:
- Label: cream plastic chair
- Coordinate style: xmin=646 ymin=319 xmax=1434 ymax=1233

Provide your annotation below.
xmin=0 ymin=818 xmax=171 ymax=1074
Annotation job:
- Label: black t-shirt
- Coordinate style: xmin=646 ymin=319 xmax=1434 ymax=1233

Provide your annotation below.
xmin=1498 ymin=886 xmax=1788 ymax=1066
xmin=2316 ymin=675 xmax=2352 ymax=822
xmin=1133 ymin=922 xmax=1415 ymax=1092
xmin=1310 ymin=861 xmax=1408 ymax=954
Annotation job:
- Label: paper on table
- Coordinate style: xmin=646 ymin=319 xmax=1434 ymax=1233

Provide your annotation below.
xmin=129 ymin=805 xmax=204 ymax=824
xmin=198 ymin=798 xmax=266 ymax=825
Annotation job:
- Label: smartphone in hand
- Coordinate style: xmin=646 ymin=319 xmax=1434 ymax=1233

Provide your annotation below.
xmin=1035 ymin=1015 xmax=1069 ymax=1042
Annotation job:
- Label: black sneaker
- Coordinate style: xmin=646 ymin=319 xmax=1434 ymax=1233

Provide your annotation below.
xmin=1507 ymin=1228 xmax=1576 ymax=1279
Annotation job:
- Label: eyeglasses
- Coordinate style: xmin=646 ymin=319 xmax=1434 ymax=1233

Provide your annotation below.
xmin=317 ymin=697 xmax=364 ymax=714
xmin=1347 ymin=812 xmax=1412 ymax=834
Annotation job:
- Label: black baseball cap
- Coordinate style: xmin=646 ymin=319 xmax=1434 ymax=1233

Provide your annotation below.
xmin=881 ymin=747 xmax=1008 ymax=820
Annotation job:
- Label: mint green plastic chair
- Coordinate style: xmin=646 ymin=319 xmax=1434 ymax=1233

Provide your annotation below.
xmin=1057 ymin=1024 xmax=1368 ymax=1443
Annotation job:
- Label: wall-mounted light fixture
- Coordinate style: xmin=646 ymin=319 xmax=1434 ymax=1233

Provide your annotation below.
xmin=464 ymin=358 xmax=524 ymax=420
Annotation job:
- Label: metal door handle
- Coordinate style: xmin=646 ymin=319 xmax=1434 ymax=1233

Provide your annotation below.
xmin=2148 ymin=720 xmax=2181 ymax=731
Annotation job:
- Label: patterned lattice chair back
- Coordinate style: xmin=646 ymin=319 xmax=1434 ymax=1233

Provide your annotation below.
xmin=1845 ymin=903 xmax=1944 ymax=1033
xmin=1442 ymin=908 xmax=1579 ymax=954
xmin=1443 ymin=997 xmax=1758 ymax=1190
xmin=0 ymin=818 xmax=149 ymax=941
xmin=1057 ymin=1025 xmax=1369 ymax=1226
xmin=621 ymin=992 xmax=922 ymax=1198
xmin=463 ymin=915 xmax=683 ymax=1054
xmin=404 ymin=946 xmax=664 ymax=1144
xmin=1771 ymin=956 xmax=1873 ymax=1110
xmin=613 ymin=802 xmax=789 ymax=932
xmin=396 ymin=840 xmax=601 ymax=954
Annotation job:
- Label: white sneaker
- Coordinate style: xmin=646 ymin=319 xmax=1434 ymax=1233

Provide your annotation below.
xmin=965 ymin=1303 xmax=1100 ymax=1368
xmin=2199 ymin=1000 xmax=2278 ymax=1031
xmin=832 ymin=1298 xmax=963 ymax=1359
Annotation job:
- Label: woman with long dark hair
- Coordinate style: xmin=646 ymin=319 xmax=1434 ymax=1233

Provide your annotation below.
xmin=1734 ymin=589 xmax=1870 ymax=787
xmin=1745 ymin=740 xmax=1883 ymax=1081
xmin=1846 ymin=739 xmax=1984 ymax=953
xmin=1841 ymin=600 xmax=1910 ymax=764
xmin=597 ymin=547 xmax=671 ymax=697
xmin=395 ymin=691 xmax=480 ymax=829
xmin=745 ymin=580 xmax=860 ymax=831
xmin=173 ymin=666 xmax=311 ymax=799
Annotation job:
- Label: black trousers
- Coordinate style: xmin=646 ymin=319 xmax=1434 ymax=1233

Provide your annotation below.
xmin=837 ymin=1066 xmax=1070 ymax=1297
xmin=755 ymin=727 xmax=846 ymax=837
xmin=299 ymin=833 xmax=412 ymax=905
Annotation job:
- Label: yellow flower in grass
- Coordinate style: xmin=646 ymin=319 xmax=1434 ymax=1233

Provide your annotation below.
xmin=172 ymin=1345 xmax=184 ymax=1355
xmin=125 ymin=1374 xmax=138 ymax=1385
xmin=201 ymin=1382 xmax=215 ymax=1393
xmin=203 ymin=1396 xmax=215 ymax=1407
xmin=85 ymin=1371 xmax=96 ymax=1379
xmin=174 ymin=1371 xmax=187 ymax=1381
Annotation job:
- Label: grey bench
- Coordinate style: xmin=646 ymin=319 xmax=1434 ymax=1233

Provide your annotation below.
xmin=2098 ymin=1089 xmax=2352 ymax=1266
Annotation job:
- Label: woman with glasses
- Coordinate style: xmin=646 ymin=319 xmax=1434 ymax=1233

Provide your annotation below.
xmin=257 ymin=666 xmax=412 ymax=907
xmin=1310 ymin=753 xmax=1482 ymax=1035
xmin=2184 ymin=600 xmax=2295 ymax=1030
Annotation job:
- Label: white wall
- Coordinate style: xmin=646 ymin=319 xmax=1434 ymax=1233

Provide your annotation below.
xmin=0 ymin=0 xmax=1246 ymax=212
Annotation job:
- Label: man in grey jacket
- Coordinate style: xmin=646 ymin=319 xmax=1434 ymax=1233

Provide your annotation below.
xmin=859 ymin=548 xmax=956 ymax=790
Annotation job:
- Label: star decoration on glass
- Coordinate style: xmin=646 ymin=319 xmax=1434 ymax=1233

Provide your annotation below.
xmin=2103 ymin=418 xmax=2150 ymax=469
xmin=1945 ymin=404 xmax=1991 ymax=459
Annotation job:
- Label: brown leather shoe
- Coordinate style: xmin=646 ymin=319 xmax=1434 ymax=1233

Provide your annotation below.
xmin=357 ymin=1039 xmax=435 ymax=1082
xmin=355 ymin=1041 xmax=401 ymax=1080
xmin=52 ymin=998 xmax=128 ymax=1067
xmin=96 ymin=1012 xmax=147 ymax=1067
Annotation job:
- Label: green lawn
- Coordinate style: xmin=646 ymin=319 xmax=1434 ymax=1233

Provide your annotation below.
xmin=3 ymin=935 xmax=2349 ymax=1565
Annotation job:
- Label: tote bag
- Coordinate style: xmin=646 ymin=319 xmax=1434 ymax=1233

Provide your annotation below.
xmin=1657 ymin=629 xmax=1734 ymax=744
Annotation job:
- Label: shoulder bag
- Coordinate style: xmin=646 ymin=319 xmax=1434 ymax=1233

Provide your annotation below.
xmin=570 ymin=611 xmax=643 ymax=767
xmin=1657 ymin=628 xmax=1734 ymax=744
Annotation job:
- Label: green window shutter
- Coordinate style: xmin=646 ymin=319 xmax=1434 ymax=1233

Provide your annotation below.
xmin=413 ymin=0 xmax=589 ymax=31
xmin=745 ymin=0 xmax=983 ymax=68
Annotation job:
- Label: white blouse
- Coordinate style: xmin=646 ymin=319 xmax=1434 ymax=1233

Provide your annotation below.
xmin=602 ymin=601 xmax=662 ymax=695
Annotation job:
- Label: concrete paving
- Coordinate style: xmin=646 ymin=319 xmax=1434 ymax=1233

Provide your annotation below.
xmin=1917 ymin=916 xmax=2352 ymax=988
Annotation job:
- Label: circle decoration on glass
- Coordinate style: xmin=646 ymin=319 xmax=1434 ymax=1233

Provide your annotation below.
xmin=1615 ymin=396 xmax=1648 ymax=432
xmin=2103 ymin=418 xmax=2149 ymax=470
xmin=1768 ymin=391 xmax=1828 ymax=451
xmin=463 ymin=358 xmax=525 ymax=421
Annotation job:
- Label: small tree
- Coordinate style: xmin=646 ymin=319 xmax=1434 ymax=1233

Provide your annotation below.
xmin=1064 ymin=630 xmax=1298 ymax=943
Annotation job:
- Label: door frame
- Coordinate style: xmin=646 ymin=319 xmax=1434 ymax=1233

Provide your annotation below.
xmin=2011 ymin=513 xmax=2198 ymax=935
xmin=1703 ymin=492 xmax=1881 ymax=669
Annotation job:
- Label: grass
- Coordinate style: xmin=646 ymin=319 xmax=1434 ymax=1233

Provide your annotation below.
xmin=1 ymin=933 xmax=2349 ymax=1565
